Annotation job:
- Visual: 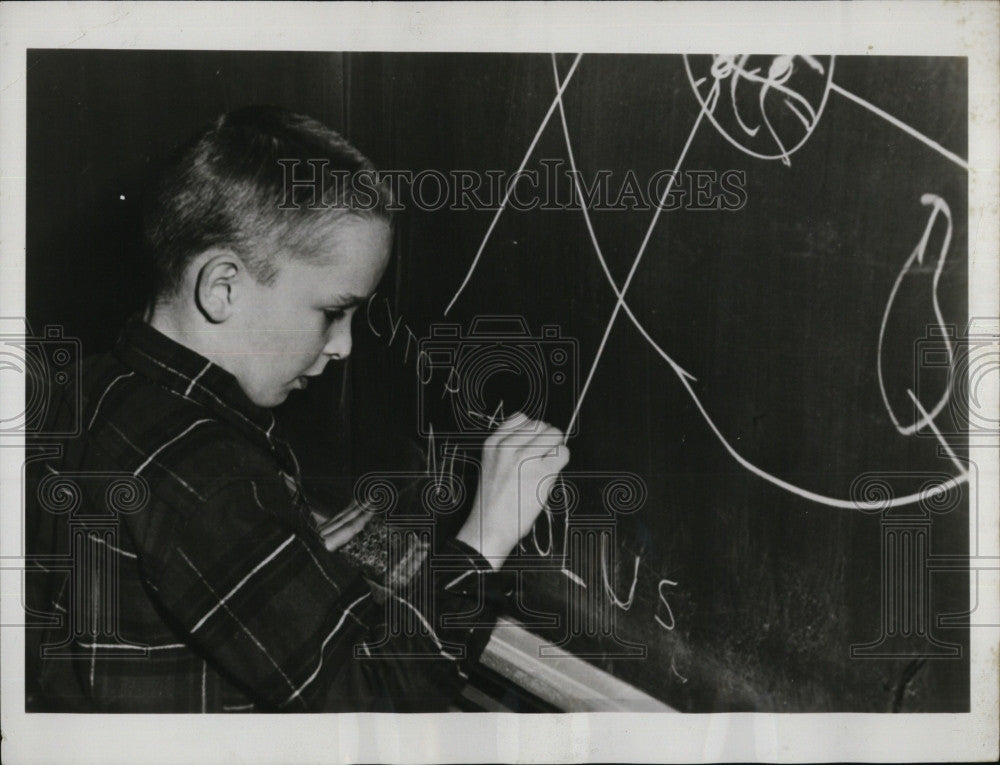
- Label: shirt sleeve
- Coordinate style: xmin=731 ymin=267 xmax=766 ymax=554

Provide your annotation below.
xmin=128 ymin=479 xmax=512 ymax=712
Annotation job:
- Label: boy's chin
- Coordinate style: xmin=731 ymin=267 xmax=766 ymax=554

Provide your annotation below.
xmin=239 ymin=376 xmax=310 ymax=409
xmin=243 ymin=385 xmax=291 ymax=409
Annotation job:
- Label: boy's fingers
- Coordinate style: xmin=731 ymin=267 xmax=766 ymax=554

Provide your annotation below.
xmin=494 ymin=417 xmax=545 ymax=443
xmin=498 ymin=422 xmax=565 ymax=449
xmin=492 ymin=411 xmax=531 ymax=435
xmin=320 ymin=512 xmax=368 ymax=538
xmin=318 ymin=501 xmax=370 ymax=534
xmin=528 ymin=423 xmax=566 ymax=447
xmin=321 ymin=511 xmax=373 ymax=551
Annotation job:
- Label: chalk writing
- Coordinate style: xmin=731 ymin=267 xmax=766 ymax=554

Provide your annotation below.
xmin=670 ymin=657 xmax=688 ymax=684
xmin=531 ymin=503 xmax=554 ymax=557
xmin=600 ymin=533 xmax=641 ymax=611
xmin=654 ymin=578 xmax=679 ymax=632
xmin=907 ymin=389 xmax=968 ymax=476
xmin=365 ymin=294 xmax=421 ymax=364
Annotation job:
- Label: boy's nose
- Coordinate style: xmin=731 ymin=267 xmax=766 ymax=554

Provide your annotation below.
xmin=322 ymin=324 xmax=352 ymax=361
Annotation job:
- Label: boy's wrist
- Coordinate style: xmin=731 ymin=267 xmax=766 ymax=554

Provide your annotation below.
xmin=455 ymin=520 xmax=510 ymax=570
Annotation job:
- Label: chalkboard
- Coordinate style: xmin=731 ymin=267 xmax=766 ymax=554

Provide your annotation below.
xmin=25 ymin=51 xmax=971 ymax=712
xmin=339 ymin=53 xmax=971 ymax=712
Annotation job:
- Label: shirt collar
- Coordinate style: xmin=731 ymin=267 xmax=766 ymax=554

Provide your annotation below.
xmin=114 ymin=316 xmax=279 ymax=443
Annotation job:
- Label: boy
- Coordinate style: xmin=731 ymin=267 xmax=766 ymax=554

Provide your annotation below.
xmin=26 ymin=106 xmax=569 ymax=712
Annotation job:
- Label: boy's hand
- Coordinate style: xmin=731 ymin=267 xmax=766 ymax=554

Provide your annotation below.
xmin=455 ymin=412 xmax=570 ymax=569
xmin=315 ymin=501 xmax=374 ymax=552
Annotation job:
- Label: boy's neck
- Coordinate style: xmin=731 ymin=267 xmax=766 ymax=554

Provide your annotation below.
xmin=146 ymin=302 xmax=217 ymax=365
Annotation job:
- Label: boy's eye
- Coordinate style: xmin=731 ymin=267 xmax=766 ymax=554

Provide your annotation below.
xmin=323 ymin=309 xmax=347 ymax=324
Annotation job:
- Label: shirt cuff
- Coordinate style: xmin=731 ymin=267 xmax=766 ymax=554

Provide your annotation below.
xmin=435 ymin=537 xmax=516 ymax=612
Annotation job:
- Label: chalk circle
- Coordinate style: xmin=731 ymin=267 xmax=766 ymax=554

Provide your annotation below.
xmin=683 ymin=54 xmax=835 ymax=163
xmin=451 ymin=343 xmax=546 ymax=432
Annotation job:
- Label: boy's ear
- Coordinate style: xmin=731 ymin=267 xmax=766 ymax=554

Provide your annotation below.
xmin=194 ymin=251 xmax=242 ymax=324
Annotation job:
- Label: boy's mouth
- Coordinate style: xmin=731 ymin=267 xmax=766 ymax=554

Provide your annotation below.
xmin=294 ymin=376 xmax=308 ymax=389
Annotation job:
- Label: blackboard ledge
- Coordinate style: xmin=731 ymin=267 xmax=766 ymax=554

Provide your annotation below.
xmin=479 ymin=617 xmax=676 ymax=712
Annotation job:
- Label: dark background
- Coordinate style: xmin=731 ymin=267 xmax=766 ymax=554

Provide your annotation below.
xmin=26 ymin=50 xmax=970 ymax=711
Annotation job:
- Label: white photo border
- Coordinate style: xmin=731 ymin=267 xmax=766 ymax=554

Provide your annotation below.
xmin=1 ymin=2 xmax=997 ymax=762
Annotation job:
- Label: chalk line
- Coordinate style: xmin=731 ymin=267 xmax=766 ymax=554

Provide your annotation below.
xmin=829 ymin=81 xmax=969 ymax=171
xmin=563 ymin=65 xmax=715 ymax=440
xmin=907 ymin=388 xmax=968 ymax=476
xmin=877 ymin=194 xmax=955 ymax=436
xmin=443 ymin=53 xmax=583 ymax=316
xmin=548 ymin=54 xmax=699 ymax=387
xmin=672 ymin=364 xmax=968 ymax=510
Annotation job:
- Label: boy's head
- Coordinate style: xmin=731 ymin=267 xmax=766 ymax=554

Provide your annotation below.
xmin=143 ymin=106 xmax=394 ymax=407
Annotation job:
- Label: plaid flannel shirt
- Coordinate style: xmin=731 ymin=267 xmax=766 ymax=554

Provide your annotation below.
xmin=26 ymin=317 xmax=509 ymax=712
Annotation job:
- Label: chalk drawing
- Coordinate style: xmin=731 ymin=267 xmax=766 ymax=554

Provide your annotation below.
xmin=437 ymin=55 xmax=970 ymax=636
xmin=878 ymin=194 xmax=955 ymax=436
xmin=684 ymin=54 xmax=834 ymax=166
xmin=549 ymin=53 xmax=969 ymax=510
